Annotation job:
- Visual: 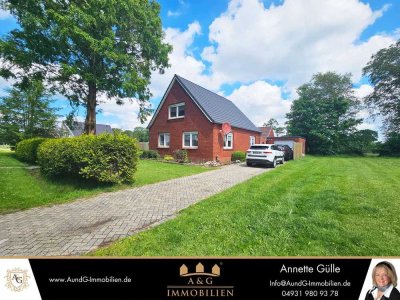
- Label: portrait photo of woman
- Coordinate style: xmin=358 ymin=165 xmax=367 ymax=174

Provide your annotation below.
xmin=365 ymin=261 xmax=400 ymax=300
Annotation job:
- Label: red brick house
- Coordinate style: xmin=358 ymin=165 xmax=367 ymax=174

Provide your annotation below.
xmin=148 ymin=75 xmax=262 ymax=162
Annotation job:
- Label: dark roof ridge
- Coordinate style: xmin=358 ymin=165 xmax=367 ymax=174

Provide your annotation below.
xmin=175 ymin=74 xmax=233 ymax=104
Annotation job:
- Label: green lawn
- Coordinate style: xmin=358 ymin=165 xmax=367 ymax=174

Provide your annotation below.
xmin=0 ymin=152 xmax=210 ymax=214
xmin=92 ymin=156 xmax=400 ymax=256
xmin=0 ymin=145 xmax=11 ymax=151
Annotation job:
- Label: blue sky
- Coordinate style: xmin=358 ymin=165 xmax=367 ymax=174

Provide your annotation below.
xmin=0 ymin=0 xmax=399 ymax=136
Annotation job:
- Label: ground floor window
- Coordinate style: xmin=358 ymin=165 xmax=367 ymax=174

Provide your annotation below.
xmin=224 ymin=133 xmax=233 ymax=149
xmin=158 ymin=133 xmax=170 ymax=148
xmin=183 ymin=132 xmax=198 ymax=148
xmin=250 ymin=136 xmax=255 ymax=146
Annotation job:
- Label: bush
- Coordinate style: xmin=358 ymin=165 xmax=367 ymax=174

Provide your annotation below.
xmin=163 ymin=155 xmax=174 ymax=161
xmin=231 ymin=151 xmax=246 ymax=162
xmin=140 ymin=150 xmax=160 ymax=159
xmin=38 ymin=133 xmax=139 ymax=184
xmin=15 ymin=137 xmax=48 ymax=164
xmin=173 ymin=149 xmax=188 ymax=163
xmin=376 ymin=132 xmax=400 ymax=156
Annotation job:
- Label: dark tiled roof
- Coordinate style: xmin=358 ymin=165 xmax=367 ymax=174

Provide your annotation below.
xmin=175 ymin=75 xmax=261 ymax=133
xmin=71 ymin=122 xmax=113 ymax=136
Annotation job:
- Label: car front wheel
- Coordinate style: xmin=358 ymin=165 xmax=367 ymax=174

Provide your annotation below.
xmin=271 ymin=158 xmax=277 ymax=168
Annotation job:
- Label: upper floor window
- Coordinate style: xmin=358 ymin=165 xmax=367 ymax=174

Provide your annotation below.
xmin=224 ymin=133 xmax=233 ymax=149
xmin=169 ymin=103 xmax=185 ymax=119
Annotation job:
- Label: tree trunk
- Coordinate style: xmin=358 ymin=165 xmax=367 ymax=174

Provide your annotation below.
xmin=85 ymin=82 xmax=97 ymax=135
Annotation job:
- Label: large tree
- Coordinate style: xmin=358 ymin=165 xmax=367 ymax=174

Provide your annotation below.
xmin=342 ymin=129 xmax=378 ymax=155
xmin=124 ymin=127 xmax=149 ymax=142
xmin=0 ymin=0 xmax=172 ymax=134
xmin=286 ymin=72 xmax=362 ymax=154
xmin=363 ymin=39 xmax=400 ymax=134
xmin=0 ymin=80 xmax=57 ymax=145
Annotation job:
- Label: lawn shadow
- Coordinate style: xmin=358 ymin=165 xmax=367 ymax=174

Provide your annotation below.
xmin=29 ymin=168 xmax=116 ymax=191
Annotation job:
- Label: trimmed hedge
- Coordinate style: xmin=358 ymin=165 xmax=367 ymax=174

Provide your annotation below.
xmin=37 ymin=133 xmax=139 ymax=184
xmin=15 ymin=138 xmax=48 ymax=164
xmin=140 ymin=150 xmax=161 ymax=159
xmin=231 ymin=151 xmax=246 ymax=162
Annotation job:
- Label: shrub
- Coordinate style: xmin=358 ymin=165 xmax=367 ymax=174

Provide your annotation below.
xmin=173 ymin=149 xmax=188 ymax=163
xmin=163 ymin=155 xmax=174 ymax=161
xmin=37 ymin=138 xmax=82 ymax=176
xmin=376 ymin=132 xmax=400 ymax=156
xmin=140 ymin=150 xmax=160 ymax=159
xmin=231 ymin=151 xmax=246 ymax=162
xmin=38 ymin=133 xmax=139 ymax=184
xmin=15 ymin=137 xmax=48 ymax=164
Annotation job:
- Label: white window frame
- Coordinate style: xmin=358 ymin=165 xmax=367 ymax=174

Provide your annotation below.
xmin=182 ymin=131 xmax=198 ymax=149
xmin=158 ymin=133 xmax=170 ymax=148
xmin=224 ymin=132 xmax=233 ymax=149
xmin=250 ymin=136 xmax=255 ymax=146
xmin=169 ymin=102 xmax=185 ymax=119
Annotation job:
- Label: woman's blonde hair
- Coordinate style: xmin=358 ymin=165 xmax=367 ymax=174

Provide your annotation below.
xmin=372 ymin=261 xmax=398 ymax=287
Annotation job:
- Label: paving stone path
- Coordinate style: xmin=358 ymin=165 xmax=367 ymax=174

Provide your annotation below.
xmin=0 ymin=164 xmax=270 ymax=256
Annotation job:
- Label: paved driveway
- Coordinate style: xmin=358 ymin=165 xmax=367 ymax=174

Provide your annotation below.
xmin=0 ymin=164 xmax=271 ymax=256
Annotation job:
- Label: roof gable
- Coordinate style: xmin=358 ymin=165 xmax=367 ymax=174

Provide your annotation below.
xmin=148 ymin=75 xmax=261 ymax=133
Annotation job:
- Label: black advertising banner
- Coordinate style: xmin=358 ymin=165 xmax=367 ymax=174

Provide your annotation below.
xmin=25 ymin=258 xmax=372 ymax=300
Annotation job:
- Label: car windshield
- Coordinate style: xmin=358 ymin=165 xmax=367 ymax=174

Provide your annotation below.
xmin=250 ymin=145 xmax=270 ymax=150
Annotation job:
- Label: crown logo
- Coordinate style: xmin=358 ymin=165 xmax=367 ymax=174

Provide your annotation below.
xmin=180 ymin=263 xmax=220 ymax=277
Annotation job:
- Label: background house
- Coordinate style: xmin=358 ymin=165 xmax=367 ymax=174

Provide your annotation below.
xmin=258 ymin=126 xmax=275 ymax=144
xmin=55 ymin=121 xmax=113 ymax=137
xmin=148 ymin=75 xmax=261 ymax=162
xmin=70 ymin=122 xmax=113 ymax=136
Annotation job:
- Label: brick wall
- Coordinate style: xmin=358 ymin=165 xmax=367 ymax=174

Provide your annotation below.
xmin=149 ymin=81 xmax=214 ymax=162
xmin=212 ymin=125 xmax=261 ymax=162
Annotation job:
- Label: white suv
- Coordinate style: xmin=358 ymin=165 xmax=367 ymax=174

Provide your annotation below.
xmin=246 ymin=144 xmax=285 ymax=168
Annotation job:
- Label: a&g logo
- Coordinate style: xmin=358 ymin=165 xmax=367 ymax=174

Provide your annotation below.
xmin=167 ymin=262 xmax=234 ymax=297
xmin=5 ymin=268 xmax=30 ymax=292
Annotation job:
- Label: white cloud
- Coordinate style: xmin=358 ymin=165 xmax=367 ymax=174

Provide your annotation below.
xmin=138 ymin=0 xmax=399 ymax=131
xmin=203 ymin=0 xmax=397 ymax=87
xmin=98 ymin=96 xmax=146 ymax=130
xmin=150 ymin=22 xmax=223 ymax=98
xmin=167 ymin=10 xmax=181 ymax=17
xmin=354 ymin=84 xmax=374 ymax=99
xmin=226 ymin=81 xmax=291 ymax=126
xmin=0 ymin=9 xmax=12 ymax=20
